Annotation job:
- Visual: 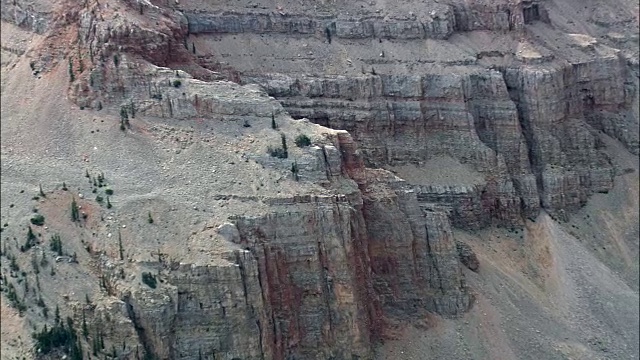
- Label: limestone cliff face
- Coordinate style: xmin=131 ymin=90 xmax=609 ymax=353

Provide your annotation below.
xmin=2 ymin=0 xmax=637 ymax=359
xmin=111 ymin=138 xmax=470 ymax=359
xmin=187 ymin=2 xmax=636 ymax=225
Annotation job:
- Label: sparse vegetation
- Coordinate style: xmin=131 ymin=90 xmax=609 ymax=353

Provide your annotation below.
xmin=30 ymin=214 xmax=45 ymax=226
xmin=281 ymin=134 xmax=288 ymax=158
xmin=50 ymin=234 xmax=63 ymax=256
xmin=120 ymin=106 xmax=129 ymax=131
xmin=141 ymin=272 xmax=157 ymax=289
xmin=4 ymin=282 xmax=26 ymax=313
xmin=40 ymin=251 xmax=48 ymax=267
xmin=267 ymin=146 xmax=288 ymax=159
xmin=32 ymin=254 xmax=40 ymax=274
xmin=10 ymin=254 xmax=20 ymax=271
xmin=71 ymin=197 xmax=79 ymax=221
xmin=295 ymin=134 xmax=311 ymax=147
xmin=22 ymin=226 xmax=38 ymax=251
xmin=82 ymin=310 xmax=88 ymax=340
xmin=291 ymin=161 xmax=300 ymax=181
xmin=68 ymin=58 xmax=75 ymax=82
xmin=62 ymin=182 xmax=68 ymax=191
xmin=118 ymin=231 xmax=124 ymax=260
xmin=271 ymin=113 xmax=277 ymax=129
xmin=33 ymin=317 xmax=83 ymax=359
xmin=114 ymin=53 xmax=120 ymax=67
xmin=107 ymin=196 xmax=112 ymax=209
xmin=147 ymin=212 xmax=154 ymax=224
xmin=39 ymin=183 xmax=46 ymax=197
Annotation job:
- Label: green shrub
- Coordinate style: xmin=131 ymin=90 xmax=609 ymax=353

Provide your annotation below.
xmin=172 ymin=79 xmax=182 ymax=88
xmin=50 ymin=234 xmax=63 ymax=256
xmin=22 ymin=226 xmax=38 ymax=251
xmin=10 ymin=256 xmax=19 ymax=271
xmin=267 ymin=147 xmax=288 ymax=159
xmin=105 ymin=188 xmax=113 ymax=195
xmin=141 ymin=272 xmax=157 ymax=289
xmin=281 ymin=134 xmax=288 ymax=157
xmin=294 ymin=134 xmax=311 ymax=147
xmin=71 ymin=198 xmax=79 ymax=222
xmin=32 ymin=317 xmax=83 ymax=359
xmin=95 ymin=196 xmax=104 ymax=203
xmin=30 ymin=214 xmax=45 ymax=226
xmin=68 ymin=58 xmax=74 ymax=82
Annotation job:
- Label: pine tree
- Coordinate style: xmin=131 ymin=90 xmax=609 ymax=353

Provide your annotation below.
xmin=71 ymin=198 xmax=79 ymax=222
xmin=82 ymin=310 xmax=88 ymax=339
xmin=281 ymin=134 xmax=288 ymax=159
xmin=118 ymin=231 xmax=124 ymax=261
xmin=69 ymin=58 xmax=75 ymax=82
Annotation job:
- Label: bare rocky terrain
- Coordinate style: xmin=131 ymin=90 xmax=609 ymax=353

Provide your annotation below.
xmin=0 ymin=0 xmax=638 ymax=359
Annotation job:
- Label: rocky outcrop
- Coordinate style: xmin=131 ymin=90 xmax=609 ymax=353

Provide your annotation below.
xmin=5 ymin=0 xmax=636 ymax=359
xmin=183 ymin=0 xmax=551 ymax=40
xmin=455 ymin=241 xmax=479 ymax=272
xmin=200 ymin=11 xmax=634 ymax=227
xmin=87 ymin=125 xmax=470 ymax=360
xmin=185 ymin=7 xmax=457 ymax=41
xmin=0 ymin=0 xmax=50 ymax=33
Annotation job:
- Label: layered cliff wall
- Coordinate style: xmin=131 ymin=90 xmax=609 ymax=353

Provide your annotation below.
xmin=1 ymin=0 xmax=637 ymax=359
xmin=178 ymin=0 xmax=638 ymax=225
xmin=115 ymin=131 xmax=472 ymax=360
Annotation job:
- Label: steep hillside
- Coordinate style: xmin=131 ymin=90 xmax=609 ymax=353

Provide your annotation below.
xmin=1 ymin=0 xmax=638 ymax=359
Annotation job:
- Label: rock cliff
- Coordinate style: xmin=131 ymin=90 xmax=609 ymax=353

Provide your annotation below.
xmin=180 ymin=0 xmax=638 ymax=225
xmin=0 ymin=0 xmax=637 ymax=359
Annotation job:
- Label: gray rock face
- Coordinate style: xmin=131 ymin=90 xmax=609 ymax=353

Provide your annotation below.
xmin=185 ymin=7 xmax=457 ymax=40
xmin=243 ymin=50 xmax=634 ymax=223
xmin=0 ymin=0 xmax=50 ymax=33
xmin=13 ymin=0 xmax=635 ymax=359
xmin=253 ymin=70 xmax=540 ymax=226
xmin=455 ymin=241 xmax=479 ymax=272
xmin=176 ymin=0 xmax=638 ymax=227
xmin=107 ymin=131 xmax=472 ymax=360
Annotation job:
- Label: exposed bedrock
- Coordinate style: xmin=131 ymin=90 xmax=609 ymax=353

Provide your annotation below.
xmin=119 ymin=171 xmax=471 ymax=359
xmin=176 ymin=0 xmax=639 ymax=226
xmin=4 ymin=0 xmax=635 ymax=358
xmin=183 ymin=0 xmax=550 ymax=40
xmin=235 ymin=46 xmax=634 ymax=224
